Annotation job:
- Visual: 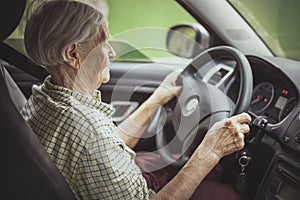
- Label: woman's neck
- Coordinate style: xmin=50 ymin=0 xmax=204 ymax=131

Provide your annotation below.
xmin=48 ymin=64 xmax=96 ymax=98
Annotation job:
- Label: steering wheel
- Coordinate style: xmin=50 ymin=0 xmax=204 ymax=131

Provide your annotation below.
xmin=155 ymin=46 xmax=253 ymax=167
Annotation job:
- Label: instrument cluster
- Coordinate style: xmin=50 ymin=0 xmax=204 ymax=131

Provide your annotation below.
xmin=250 ymin=81 xmax=297 ymax=123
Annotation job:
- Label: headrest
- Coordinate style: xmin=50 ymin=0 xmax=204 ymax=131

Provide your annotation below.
xmin=0 ymin=0 xmax=26 ymax=41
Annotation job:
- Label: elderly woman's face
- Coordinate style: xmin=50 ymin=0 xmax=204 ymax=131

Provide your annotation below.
xmin=80 ymin=22 xmax=116 ymax=89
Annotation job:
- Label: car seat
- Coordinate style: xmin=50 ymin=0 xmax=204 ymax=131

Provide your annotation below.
xmin=0 ymin=0 xmax=76 ymax=199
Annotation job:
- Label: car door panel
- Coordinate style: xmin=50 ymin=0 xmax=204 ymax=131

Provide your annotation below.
xmin=101 ymin=62 xmax=182 ymax=122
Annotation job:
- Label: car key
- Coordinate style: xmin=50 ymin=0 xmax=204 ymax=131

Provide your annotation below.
xmin=235 ymin=155 xmax=251 ymax=196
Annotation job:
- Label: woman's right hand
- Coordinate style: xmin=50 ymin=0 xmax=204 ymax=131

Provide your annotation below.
xmin=196 ymin=112 xmax=251 ymax=163
xmin=153 ymin=113 xmax=251 ymax=200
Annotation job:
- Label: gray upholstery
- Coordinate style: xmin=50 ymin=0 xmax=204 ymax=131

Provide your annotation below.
xmin=0 ymin=60 xmax=26 ymax=111
xmin=0 ymin=63 xmax=77 ymax=199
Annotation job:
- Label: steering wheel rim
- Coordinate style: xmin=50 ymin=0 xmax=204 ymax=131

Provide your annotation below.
xmin=155 ymin=46 xmax=253 ymax=167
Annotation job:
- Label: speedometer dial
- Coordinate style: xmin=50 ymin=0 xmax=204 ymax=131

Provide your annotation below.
xmin=250 ymin=82 xmax=275 ymax=113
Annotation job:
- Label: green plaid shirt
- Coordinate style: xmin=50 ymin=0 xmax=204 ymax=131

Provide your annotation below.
xmin=21 ymin=76 xmax=153 ymax=199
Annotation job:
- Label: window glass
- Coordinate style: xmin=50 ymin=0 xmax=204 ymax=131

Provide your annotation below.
xmin=107 ymin=0 xmax=196 ymax=61
xmin=4 ymin=0 xmax=196 ymax=62
xmin=228 ymin=0 xmax=300 ymax=60
xmin=4 ymin=0 xmax=29 ymax=55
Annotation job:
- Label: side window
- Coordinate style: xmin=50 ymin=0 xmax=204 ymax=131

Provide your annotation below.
xmin=4 ymin=0 xmax=29 ymax=56
xmin=4 ymin=0 xmax=196 ymax=61
xmin=106 ymin=0 xmax=197 ymax=61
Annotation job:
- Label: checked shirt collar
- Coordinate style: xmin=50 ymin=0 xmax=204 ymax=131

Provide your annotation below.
xmin=41 ymin=75 xmax=115 ymax=118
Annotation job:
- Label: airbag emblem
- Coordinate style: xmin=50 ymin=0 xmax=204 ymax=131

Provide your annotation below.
xmin=184 ymin=97 xmax=199 ymax=116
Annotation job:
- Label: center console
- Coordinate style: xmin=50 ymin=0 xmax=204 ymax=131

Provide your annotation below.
xmin=255 ymin=154 xmax=300 ymax=200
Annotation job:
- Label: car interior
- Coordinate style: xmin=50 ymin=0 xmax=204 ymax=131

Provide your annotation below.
xmin=1 ymin=0 xmax=300 ymax=199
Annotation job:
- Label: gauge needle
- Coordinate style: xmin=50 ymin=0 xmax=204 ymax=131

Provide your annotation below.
xmin=251 ymin=98 xmax=260 ymax=104
xmin=251 ymin=95 xmax=265 ymax=105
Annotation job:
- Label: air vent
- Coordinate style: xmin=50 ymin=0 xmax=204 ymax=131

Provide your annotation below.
xmin=203 ymin=63 xmax=234 ymax=87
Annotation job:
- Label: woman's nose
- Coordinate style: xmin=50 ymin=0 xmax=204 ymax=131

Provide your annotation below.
xmin=108 ymin=43 xmax=116 ymax=59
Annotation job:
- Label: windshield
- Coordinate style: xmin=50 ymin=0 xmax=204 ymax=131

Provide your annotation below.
xmin=228 ymin=0 xmax=300 ymax=61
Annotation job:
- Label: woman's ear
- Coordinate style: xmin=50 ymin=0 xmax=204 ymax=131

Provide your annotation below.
xmin=64 ymin=43 xmax=81 ymax=69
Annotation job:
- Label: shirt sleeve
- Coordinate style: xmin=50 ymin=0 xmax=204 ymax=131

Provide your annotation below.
xmin=74 ymin=129 xmax=152 ymax=200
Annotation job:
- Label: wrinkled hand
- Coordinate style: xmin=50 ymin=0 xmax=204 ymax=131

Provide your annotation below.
xmin=149 ymin=70 xmax=182 ymax=106
xmin=199 ymin=113 xmax=251 ymax=162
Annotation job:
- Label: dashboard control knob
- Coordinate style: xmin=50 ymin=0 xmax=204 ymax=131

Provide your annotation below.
xmin=283 ymin=136 xmax=290 ymax=143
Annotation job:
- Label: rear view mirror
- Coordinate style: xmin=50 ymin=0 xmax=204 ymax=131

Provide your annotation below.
xmin=167 ymin=24 xmax=210 ymax=58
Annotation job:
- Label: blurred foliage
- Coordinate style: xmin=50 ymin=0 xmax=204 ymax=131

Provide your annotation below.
xmin=107 ymin=0 xmax=196 ymax=36
xmin=107 ymin=0 xmax=196 ymax=60
xmin=229 ymin=0 xmax=300 ymax=60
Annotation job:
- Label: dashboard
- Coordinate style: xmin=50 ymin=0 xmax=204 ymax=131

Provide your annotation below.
xmin=200 ymin=56 xmax=298 ymax=125
xmin=248 ymin=56 xmax=299 ymax=124
xmin=250 ymin=81 xmax=297 ymax=124
xmin=191 ymin=54 xmax=300 ymax=200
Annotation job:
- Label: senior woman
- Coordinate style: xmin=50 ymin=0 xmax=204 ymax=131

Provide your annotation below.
xmin=21 ymin=0 xmax=251 ymax=199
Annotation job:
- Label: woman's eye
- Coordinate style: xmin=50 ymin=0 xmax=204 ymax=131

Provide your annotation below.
xmin=104 ymin=43 xmax=110 ymax=49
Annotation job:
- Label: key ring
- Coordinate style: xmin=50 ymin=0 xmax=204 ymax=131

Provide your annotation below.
xmin=238 ymin=155 xmax=250 ymax=167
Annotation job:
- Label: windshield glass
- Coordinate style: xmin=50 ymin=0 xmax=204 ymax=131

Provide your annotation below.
xmin=228 ymin=0 xmax=300 ymax=61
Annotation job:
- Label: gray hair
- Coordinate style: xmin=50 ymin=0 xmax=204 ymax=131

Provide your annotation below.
xmin=24 ymin=0 xmax=104 ymax=67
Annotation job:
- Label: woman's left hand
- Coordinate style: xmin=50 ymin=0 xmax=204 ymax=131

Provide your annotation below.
xmin=148 ymin=70 xmax=183 ymax=106
xmin=118 ymin=70 xmax=182 ymax=148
